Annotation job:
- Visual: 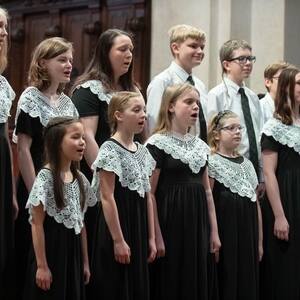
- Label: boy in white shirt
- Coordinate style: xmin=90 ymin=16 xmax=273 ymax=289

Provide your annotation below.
xmin=147 ymin=24 xmax=208 ymax=141
xmin=261 ymin=62 xmax=290 ymax=123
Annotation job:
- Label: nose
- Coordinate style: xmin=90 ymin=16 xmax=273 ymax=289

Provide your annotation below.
xmin=0 ymin=27 xmax=7 ymax=37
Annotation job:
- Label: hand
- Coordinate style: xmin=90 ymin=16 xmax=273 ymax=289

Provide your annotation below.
xmin=83 ymin=262 xmax=91 ymax=284
xmin=155 ymin=232 xmax=165 ymax=258
xmin=114 ymin=240 xmax=131 ymax=264
xmin=147 ymin=238 xmax=157 ymax=263
xmin=36 ymin=266 xmax=52 ymax=291
xmin=274 ymin=215 xmax=289 ymax=241
xmin=258 ymin=242 xmax=263 ymax=261
xmin=12 ymin=194 xmax=19 ymax=221
xmin=210 ymin=231 xmax=221 ymax=263
xmin=256 ymin=183 xmax=265 ymax=200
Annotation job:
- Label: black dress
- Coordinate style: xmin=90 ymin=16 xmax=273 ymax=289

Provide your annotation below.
xmin=89 ymin=138 xmax=156 ymax=300
xmin=146 ymin=132 xmax=211 ymax=300
xmin=208 ymin=153 xmax=259 ymax=300
xmin=0 ymin=75 xmax=16 ymax=299
xmin=72 ymin=81 xmax=112 ymax=291
xmin=14 ymin=87 xmax=78 ymax=298
xmin=260 ymin=117 xmax=300 ymax=299
xmin=23 ymin=168 xmax=97 ymax=300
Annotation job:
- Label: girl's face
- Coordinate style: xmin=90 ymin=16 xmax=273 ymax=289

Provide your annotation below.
xmin=217 ymin=117 xmax=242 ymax=151
xmin=294 ymin=72 xmax=300 ymax=105
xmin=41 ymin=48 xmax=73 ymax=86
xmin=169 ymin=89 xmax=199 ymax=131
xmin=61 ymin=122 xmax=85 ymax=163
xmin=109 ymin=34 xmax=133 ymax=81
xmin=0 ymin=13 xmax=8 ymax=51
xmin=116 ymin=96 xmax=146 ymax=134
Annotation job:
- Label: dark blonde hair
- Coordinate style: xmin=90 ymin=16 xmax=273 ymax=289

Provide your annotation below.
xmin=153 ymin=83 xmax=199 ymax=134
xmin=28 ymin=37 xmax=73 ymax=93
xmin=44 ymin=116 xmax=85 ymax=210
xmin=274 ymin=66 xmax=300 ymax=125
xmin=168 ymin=24 xmax=206 ymax=57
xmin=264 ymin=61 xmax=290 ymax=92
xmin=208 ymin=110 xmax=239 ymax=154
xmin=0 ymin=7 xmax=8 ymax=73
xmin=219 ymin=39 xmax=252 ymax=75
xmin=108 ymin=91 xmax=142 ymax=134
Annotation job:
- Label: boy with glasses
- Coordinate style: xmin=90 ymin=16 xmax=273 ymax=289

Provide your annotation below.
xmin=207 ymin=39 xmax=264 ymax=194
xmin=261 ymin=62 xmax=290 ymax=123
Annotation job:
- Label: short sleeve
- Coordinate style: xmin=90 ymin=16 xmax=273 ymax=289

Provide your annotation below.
xmin=261 ymin=133 xmax=280 ymax=152
xmin=80 ymin=172 xmax=98 ymax=212
xmin=146 ymin=143 xmax=165 ymax=169
xmin=15 ymin=110 xmax=41 ymax=137
xmin=72 ymin=87 xmax=100 ymax=117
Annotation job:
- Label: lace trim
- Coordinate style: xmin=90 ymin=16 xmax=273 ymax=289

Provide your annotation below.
xmin=91 ymin=140 xmax=156 ymax=197
xmin=262 ymin=117 xmax=300 ymax=154
xmin=146 ymin=132 xmax=209 ymax=173
xmin=26 ymin=169 xmax=97 ymax=234
xmin=208 ymin=154 xmax=258 ymax=201
xmin=76 ymin=80 xmax=113 ymax=104
xmin=13 ymin=87 xmax=78 ymax=142
xmin=0 ymin=75 xmax=15 ymax=123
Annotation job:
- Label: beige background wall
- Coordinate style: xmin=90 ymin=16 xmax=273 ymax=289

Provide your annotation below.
xmin=150 ymin=0 xmax=291 ymax=94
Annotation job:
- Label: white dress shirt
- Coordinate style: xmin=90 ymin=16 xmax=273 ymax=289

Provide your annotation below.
xmin=207 ymin=77 xmax=264 ymax=180
xmin=146 ymin=61 xmax=207 ymax=134
xmin=260 ymin=92 xmax=275 ymax=123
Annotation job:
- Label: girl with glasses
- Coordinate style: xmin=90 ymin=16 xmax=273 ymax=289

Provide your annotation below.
xmin=208 ymin=110 xmax=263 ymax=300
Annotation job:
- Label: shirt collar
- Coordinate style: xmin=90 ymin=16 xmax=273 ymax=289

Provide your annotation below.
xmin=170 ymin=61 xmax=191 ymax=82
xmin=223 ymin=77 xmax=246 ymax=95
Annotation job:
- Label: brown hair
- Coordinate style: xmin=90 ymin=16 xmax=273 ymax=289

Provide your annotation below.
xmin=44 ymin=116 xmax=86 ymax=210
xmin=264 ymin=61 xmax=290 ymax=92
xmin=0 ymin=7 xmax=8 ymax=73
xmin=208 ymin=110 xmax=239 ymax=154
xmin=108 ymin=91 xmax=142 ymax=134
xmin=153 ymin=83 xmax=199 ymax=134
xmin=219 ymin=39 xmax=252 ymax=75
xmin=28 ymin=37 xmax=73 ymax=93
xmin=274 ymin=67 xmax=300 ymax=125
xmin=71 ymin=29 xmax=136 ymax=93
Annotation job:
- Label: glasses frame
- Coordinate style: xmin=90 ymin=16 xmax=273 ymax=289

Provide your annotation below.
xmin=219 ymin=124 xmax=244 ymax=133
xmin=227 ymin=55 xmax=256 ymax=64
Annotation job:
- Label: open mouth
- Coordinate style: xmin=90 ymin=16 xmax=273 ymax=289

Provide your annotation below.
xmin=191 ymin=113 xmax=198 ymax=118
xmin=138 ymin=121 xmax=144 ymax=126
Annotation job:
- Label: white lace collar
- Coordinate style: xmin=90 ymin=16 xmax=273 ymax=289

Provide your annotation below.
xmin=26 ymin=168 xmax=97 ymax=234
xmin=208 ymin=153 xmax=258 ymax=202
xmin=262 ymin=117 xmax=300 ymax=154
xmin=0 ymin=75 xmax=16 ymax=123
xmin=13 ymin=87 xmax=78 ymax=142
xmin=92 ymin=139 xmax=156 ymax=197
xmin=76 ymin=80 xmax=113 ymax=104
xmin=146 ymin=132 xmax=209 ymax=173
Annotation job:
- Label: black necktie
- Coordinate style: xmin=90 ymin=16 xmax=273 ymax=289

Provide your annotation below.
xmin=239 ymin=87 xmax=259 ymax=176
xmin=186 ymin=75 xmax=207 ymax=142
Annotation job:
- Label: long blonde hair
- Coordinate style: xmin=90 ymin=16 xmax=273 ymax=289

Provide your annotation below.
xmin=208 ymin=110 xmax=239 ymax=154
xmin=153 ymin=83 xmax=199 ymax=134
xmin=0 ymin=7 xmax=8 ymax=73
xmin=28 ymin=37 xmax=73 ymax=93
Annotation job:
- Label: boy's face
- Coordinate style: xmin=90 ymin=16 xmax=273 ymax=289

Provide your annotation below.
xmin=224 ymin=47 xmax=253 ymax=85
xmin=265 ymin=69 xmax=282 ymax=99
xmin=172 ymin=38 xmax=205 ymax=73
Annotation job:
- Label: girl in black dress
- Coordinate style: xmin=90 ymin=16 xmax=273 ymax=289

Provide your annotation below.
xmin=23 ymin=117 xmax=97 ymax=300
xmin=260 ymin=67 xmax=300 ymax=299
xmin=146 ymin=83 xmax=220 ymax=300
xmin=71 ymin=29 xmax=138 ymax=298
xmin=207 ymin=110 xmax=262 ymax=300
xmin=91 ymin=91 xmax=156 ymax=300
xmin=0 ymin=7 xmax=19 ymax=299
xmin=14 ymin=37 xmax=78 ymax=298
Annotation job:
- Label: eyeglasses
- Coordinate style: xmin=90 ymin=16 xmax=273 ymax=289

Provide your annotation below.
xmin=220 ymin=125 xmax=244 ymax=133
xmin=227 ymin=56 xmax=256 ymax=64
